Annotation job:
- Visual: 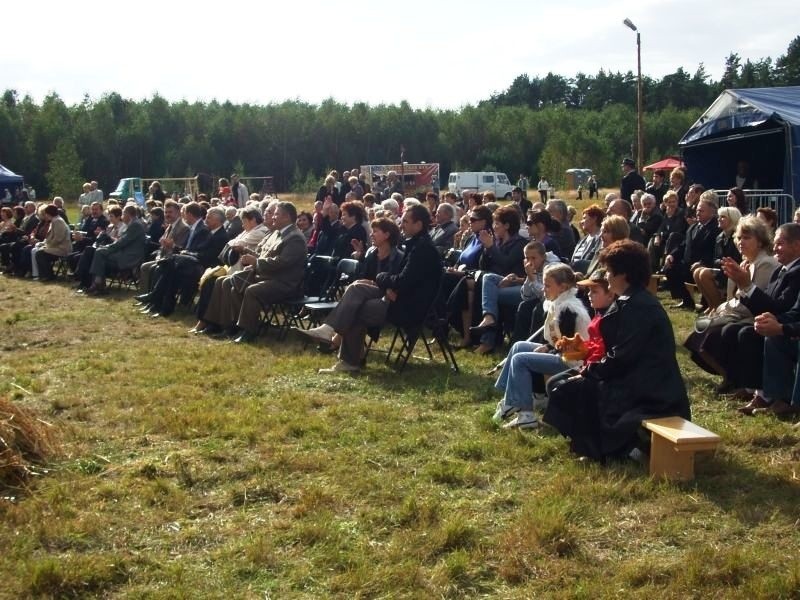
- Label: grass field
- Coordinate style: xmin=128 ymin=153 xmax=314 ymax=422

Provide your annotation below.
xmin=1 ymin=197 xmax=799 ymax=598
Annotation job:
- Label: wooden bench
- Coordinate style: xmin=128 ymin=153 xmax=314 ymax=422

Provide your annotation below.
xmin=642 ymin=417 xmax=720 ymax=481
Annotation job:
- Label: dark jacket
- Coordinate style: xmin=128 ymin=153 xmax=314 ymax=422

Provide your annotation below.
xmin=377 ymin=231 xmax=442 ymax=328
xmin=478 ymin=234 xmax=526 ymax=277
xmin=546 ymin=286 xmax=690 ymax=460
xmin=103 ymin=219 xmax=147 ymax=268
xmin=330 ymin=223 xmax=367 ymax=260
xmin=430 ymin=221 xmax=459 ymax=254
xmin=315 ymin=218 xmax=345 ymax=256
xmin=632 ymin=209 xmax=663 ymax=245
xmin=670 ymin=218 xmax=720 ymax=267
xmin=741 ymin=261 xmax=800 ymax=318
xmin=316 ymin=186 xmax=340 ymax=205
xmin=360 ymin=245 xmax=404 ymax=281
xmin=620 ymin=170 xmax=646 ymax=202
xmin=78 ymin=214 xmax=110 ymax=243
xmin=183 ymin=226 xmax=229 ymax=269
xmin=712 ymin=230 xmax=742 ymax=269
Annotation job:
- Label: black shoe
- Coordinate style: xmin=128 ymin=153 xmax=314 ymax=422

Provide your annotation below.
xmin=469 ymin=322 xmax=497 ymax=336
xmin=139 ymin=304 xmax=155 ymax=314
xmin=134 ymin=294 xmax=151 ymax=302
xmin=716 ymin=380 xmax=736 ymax=394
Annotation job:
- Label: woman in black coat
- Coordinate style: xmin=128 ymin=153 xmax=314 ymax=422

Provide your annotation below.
xmin=544 ymin=240 xmax=690 ymax=462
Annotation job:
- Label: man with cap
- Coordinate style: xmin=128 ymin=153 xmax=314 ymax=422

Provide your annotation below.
xmin=620 ymin=158 xmax=646 ymax=203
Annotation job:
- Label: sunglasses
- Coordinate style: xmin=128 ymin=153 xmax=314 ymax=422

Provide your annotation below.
xmin=469 ymin=217 xmax=483 ymax=222
xmin=526 ymin=220 xmax=536 ymax=226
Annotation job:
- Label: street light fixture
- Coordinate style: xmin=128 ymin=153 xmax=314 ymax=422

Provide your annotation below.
xmin=623 ymin=18 xmax=643 ymax=172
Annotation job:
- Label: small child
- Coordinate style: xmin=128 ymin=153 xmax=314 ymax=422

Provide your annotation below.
xmin=555 ymin=268 xmax=615 ymax=368
xmin=492 ymin=263 xmax=591 ymax=430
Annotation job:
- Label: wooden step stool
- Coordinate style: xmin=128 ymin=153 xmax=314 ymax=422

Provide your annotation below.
xmin=642 ymin=417 xmax=720 ymax=481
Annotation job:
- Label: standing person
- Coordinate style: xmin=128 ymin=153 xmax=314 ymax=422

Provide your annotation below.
xmin=511 ymin=186 xmax=531 ymax=217
xmin=517 ymin=174 xmax=529 ymax=199
xmin=382 ymin=171 xmax=403 ymax=200
xmin=619 ymin=158 xmax=646 ymax=203
xmin=149 ymin=181 xmax=167 ymax=202
xmin=588 ymin=175 xmax=598 ymax=200
xmin=230 ymin=174 xmax=249 ymax=208
xmin=78 ymin=182 xmax=93 ymax=207
xmin=537 ymin=177 xmax=549 ymax=203
xmin=89 ymin=180 xmax=104 ymax=204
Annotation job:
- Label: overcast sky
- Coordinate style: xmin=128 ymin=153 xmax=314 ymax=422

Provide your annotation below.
xmin=4 ymin=0 xmax=796 ymax=110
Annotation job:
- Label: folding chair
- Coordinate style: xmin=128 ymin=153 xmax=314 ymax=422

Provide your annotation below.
xmin=301 ymin=258 xmax=361 ymax=328
xmin=381 ymin=280 xmax=459 ymax=373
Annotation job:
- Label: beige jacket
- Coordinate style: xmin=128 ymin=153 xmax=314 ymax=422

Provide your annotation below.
xmin=42 ymin=216 xmax=72 ymax=256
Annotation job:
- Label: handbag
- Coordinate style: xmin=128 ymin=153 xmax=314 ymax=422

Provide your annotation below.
xmin=684 ymin=300 xmax=751 ymax=375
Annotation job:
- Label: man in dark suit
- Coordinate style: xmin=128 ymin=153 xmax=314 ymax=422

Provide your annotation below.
xmin=752 ymin=301 xmax=800 ymax=416
xmin=141 ymin=205 xmax=228 ymax=317
xmin=645 ymin=170 xmax=669 ymax=204
xmin=662 ymin=195 xmax=720 ymax=309
xmin=299 ymin=204 xmax=443 ymax=373
xmin=85 ymin=205 xmax=147 ymax=294
xmin=718 ymin=223 xmax=800 ymax=405
xmin=619 ymin=158 xmax=646 ymax=203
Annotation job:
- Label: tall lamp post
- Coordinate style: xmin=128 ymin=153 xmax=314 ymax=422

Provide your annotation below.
xmin=623 ymin=18 xmax=643 ymax=172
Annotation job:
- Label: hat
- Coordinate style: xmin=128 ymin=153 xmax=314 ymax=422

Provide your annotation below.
xmin=621 ymin=158 xmax=636 ymax=167
xmin=577 ymin=269 xmax=608 ymax=288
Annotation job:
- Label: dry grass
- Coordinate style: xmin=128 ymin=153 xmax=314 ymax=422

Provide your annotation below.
xmin=0 ymin=397 xmax=58 ymax=489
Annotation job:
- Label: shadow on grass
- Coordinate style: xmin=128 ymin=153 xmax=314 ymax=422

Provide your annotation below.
xmin=691 ymin=449 xmax=800 ymax=526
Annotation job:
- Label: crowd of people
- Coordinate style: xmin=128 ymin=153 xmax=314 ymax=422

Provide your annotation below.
xmin=3 ymin=161 xmax=799 ymax=464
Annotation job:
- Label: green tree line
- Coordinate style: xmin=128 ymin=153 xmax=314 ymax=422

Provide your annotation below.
xmin=0 ymin=36 xmax=796 ymax=199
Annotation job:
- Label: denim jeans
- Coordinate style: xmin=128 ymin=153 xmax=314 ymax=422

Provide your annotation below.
xmin=495 ymin=341 xmax=568 ymax=411
xmin=481 ymin=273 xmax=522 ymax=345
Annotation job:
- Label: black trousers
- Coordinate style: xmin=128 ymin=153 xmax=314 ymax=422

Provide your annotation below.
xmin=720 ymin=322 xmax=765 ymax=389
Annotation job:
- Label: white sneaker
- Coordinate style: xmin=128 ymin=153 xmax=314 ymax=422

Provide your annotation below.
xmin=298 ymin=324 xmax=335 ymax=345
xmin=502 ymin=412 xmax=539 ymax=430
xmin=492 ymin=401 xmax=518 ymax=423
xmin=318 ymin=360 xmax=360 ymax=374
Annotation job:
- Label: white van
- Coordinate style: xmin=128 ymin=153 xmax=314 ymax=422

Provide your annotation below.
xmin=447 ymin=172 xmax=515 ymax=199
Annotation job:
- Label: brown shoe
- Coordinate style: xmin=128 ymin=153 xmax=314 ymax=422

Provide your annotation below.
xmin=737 ymin=394 xmax=770 ymax=415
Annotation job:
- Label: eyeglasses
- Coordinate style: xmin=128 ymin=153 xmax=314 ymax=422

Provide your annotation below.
xmin=469 ymin=217 xmax=483 ymax=223
xmin=526 ymin=220 xmax=536 ymax=226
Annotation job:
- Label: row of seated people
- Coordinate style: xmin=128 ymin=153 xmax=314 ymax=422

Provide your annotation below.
xmin=9 ymin=195 xmax=800 ymax=450
xmin=0 ymin=199 xmax=72 ymax=278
